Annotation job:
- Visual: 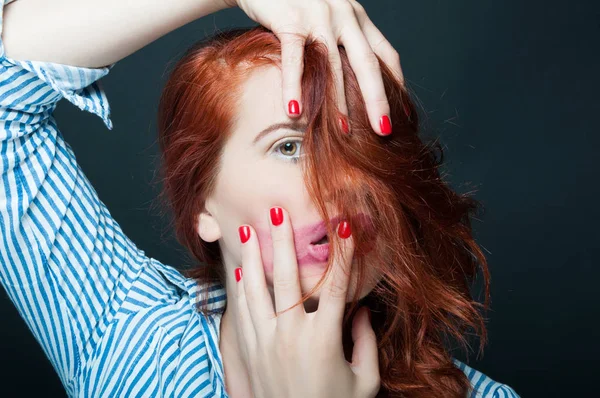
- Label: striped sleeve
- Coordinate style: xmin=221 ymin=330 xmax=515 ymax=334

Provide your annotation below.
xmin=0 ymin=0 xmax=153 ymax=394
xmin=492 ymin=384 xmax=520 ymax=398
xmin=452 ymin=358 xmax=520 ymax=398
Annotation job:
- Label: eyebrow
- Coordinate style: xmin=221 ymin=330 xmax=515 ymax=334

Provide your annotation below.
xmin=252 ymin=122 xmax=308 ymax=145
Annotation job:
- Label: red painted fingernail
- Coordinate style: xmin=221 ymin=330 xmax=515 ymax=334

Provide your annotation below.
xmin=288 ymin=100 xmax=299 ymax=115
xmin=235 ymin=267 xmax=243 ymax=282
xmin=339 ymin=116 xmax=349 ymax=134
xmin=337 ymin=221 xmax=352 ymax=239
xmin=270 ymin=207 xmax=284 ymax=226
xmin=380 ymin=115 xmax=392 ymax=135
xmin=238 ymin=226 xmax=251 ymax=243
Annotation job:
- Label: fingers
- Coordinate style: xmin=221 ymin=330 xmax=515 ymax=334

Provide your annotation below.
xmin=238 ymin=224 xmax=275 ymax=336
xmin=337 ymin=5 xmax=391 ymax=136
xmin=278 ymin=31 xmax=306 ymax=118
xmin=235 ymin=266 xmax=257 ymax=357
xmin=275 ymin=0 xmax=394 ymax=137
xmin=350 ymin=0 xmax=404 ymax=86
xmin=351 ymin=307 xmax=381 ymax=396
xmin=268 ymin=207 xmax=305 ymax=326
xmin=316 ymin=220 xmax=355 ymax=328
xmin=316 ymin=29 xmax=350 ymax=132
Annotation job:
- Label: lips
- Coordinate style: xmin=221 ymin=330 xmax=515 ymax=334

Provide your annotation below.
xmin=307 ymin=242 xmax=330 ymax=263
xmin=306 ymin=214 xmax=344 ymax=247
xmin=310 ymin=232 xmax=329 ymax=245
xmin=304 ymin=213 xmax=374 ymax=264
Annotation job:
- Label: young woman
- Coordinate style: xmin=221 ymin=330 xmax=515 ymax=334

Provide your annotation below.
xmin=0 ymin=0 xmax=519 ymax=397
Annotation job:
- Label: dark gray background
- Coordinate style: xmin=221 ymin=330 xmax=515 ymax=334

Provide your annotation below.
xmin=1 ymin=0 xmax=598 ymax=396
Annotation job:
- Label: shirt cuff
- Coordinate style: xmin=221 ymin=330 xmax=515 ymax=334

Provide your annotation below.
xmin=0 ymin=0 xmax=116 ymax=129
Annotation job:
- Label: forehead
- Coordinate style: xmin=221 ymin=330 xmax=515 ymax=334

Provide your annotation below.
xmin=234 ymin=65 xmax=286 ymax=133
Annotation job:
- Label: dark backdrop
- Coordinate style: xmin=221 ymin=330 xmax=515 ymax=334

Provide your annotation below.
xmin=1 ymin=0 xmax=598 ymax=396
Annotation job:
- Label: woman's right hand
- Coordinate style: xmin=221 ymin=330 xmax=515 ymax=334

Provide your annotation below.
xmin=235 ymin=207 xmax=381 ymax=398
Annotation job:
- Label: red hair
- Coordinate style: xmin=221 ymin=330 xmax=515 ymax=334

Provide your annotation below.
xmin=156 ymin=26 xmax=490 ymax=397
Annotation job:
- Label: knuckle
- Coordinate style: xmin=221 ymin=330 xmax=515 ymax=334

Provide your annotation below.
xmin=335 ymin=0 xmax=355 ymax=16
xmin=350 ymin=0 xmax=366 ymax=16
xmin=316 ymin=2 xmax=332 ymax=21
xmin=363 ymin=52 xmax=382 ymax=71
xmin=282 ymin=53 xmax=303 ymax=68
xmin=371 ymin=36 xmax=388 ymax=54
xmin=370 ymin=96 xmax=389 ymax=110
xmin=281 ymin=42 xmax=305 ymax=66
xmin=273 ymin=275 xmax=297 ymax=291
xmin=327 ymin=280 xmax=347 ymax=300
xmin=273 ymin=14 xmax=303 ymax=34
xmin=270 ymin=230 xmax=289 ymax=244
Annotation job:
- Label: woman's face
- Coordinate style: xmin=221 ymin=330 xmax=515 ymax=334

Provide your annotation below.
xmin=197 ymin=65 xmax=381 ymax=311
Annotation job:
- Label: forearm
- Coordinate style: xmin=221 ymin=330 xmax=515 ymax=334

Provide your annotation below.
xmin=2 ymin=0 xmax=232 ymax=68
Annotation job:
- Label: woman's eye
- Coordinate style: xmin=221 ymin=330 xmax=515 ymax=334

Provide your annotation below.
xmin=280 ymin=141 xmax=298 ymax=156
xmin=274 ymin=140 xmax=303 ymax=163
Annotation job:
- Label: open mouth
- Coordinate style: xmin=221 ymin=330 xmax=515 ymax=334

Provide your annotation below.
xmin=311 ymin=234 xmax=329 ymax=245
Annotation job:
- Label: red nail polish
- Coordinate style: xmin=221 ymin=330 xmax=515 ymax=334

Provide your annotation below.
xmin=270 ymin=207 xmax=284 ymax=226
xmin=339 ymin=116 xmax=349 ymax=134
xmin=337 ymin=221 xmax=351 ymax=239
xmin=238 ymin=226 xmax=251 ymax=243
xmin=235 ymin=267 xmax=243 ymax=282
xmin=288 ymin=100 xmax=299 ymax=115
xmin=380 ymin=115 xmax=392 ymax=135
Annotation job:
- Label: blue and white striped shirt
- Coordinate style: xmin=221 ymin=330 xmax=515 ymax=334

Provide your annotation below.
xmin=0 ymin=1 xmax=519 ymax=397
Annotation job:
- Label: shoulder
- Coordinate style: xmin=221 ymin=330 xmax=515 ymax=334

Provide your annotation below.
xmin=452 ymin=358 xmax=520 ymax=398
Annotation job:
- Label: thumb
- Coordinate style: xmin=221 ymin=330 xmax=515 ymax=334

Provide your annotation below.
xmin=350 ymin=306 xmax=379 ymax=375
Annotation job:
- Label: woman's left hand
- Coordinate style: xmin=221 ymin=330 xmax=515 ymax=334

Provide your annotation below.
xmin=221 ymin=0 xmax=404 ymax=136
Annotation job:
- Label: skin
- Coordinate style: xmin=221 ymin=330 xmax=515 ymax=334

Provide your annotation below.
xmin=196 ymin=65 xmax=383 ymax=396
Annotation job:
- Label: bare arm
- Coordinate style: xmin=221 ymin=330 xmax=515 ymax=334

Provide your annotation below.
xmin=2 ymin=0 xmax=231 ymax=68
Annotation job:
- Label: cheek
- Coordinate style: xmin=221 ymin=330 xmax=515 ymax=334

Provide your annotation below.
xmin=216 ymin=171 xmax=304 ymax=266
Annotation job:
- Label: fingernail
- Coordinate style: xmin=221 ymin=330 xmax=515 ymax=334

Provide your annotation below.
xmin=337 ymin=220 xmax=352 ymax=239
xmin=288 ymin=100 xmax=299 ymax=115
xmin=235 ymin=267 xmax=243 ymax=282
xmin=366 ymin=307 xmax=372 ymax=323
xmin=339 ymin=116 xmax=349 ymax=134
xmin=380 ymin=114 xmax=392 ymax=135
xmin=238 ymin=226 xmax=251 ymax=243
xmin=270 ymin=207 xmax=284 ymax=226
